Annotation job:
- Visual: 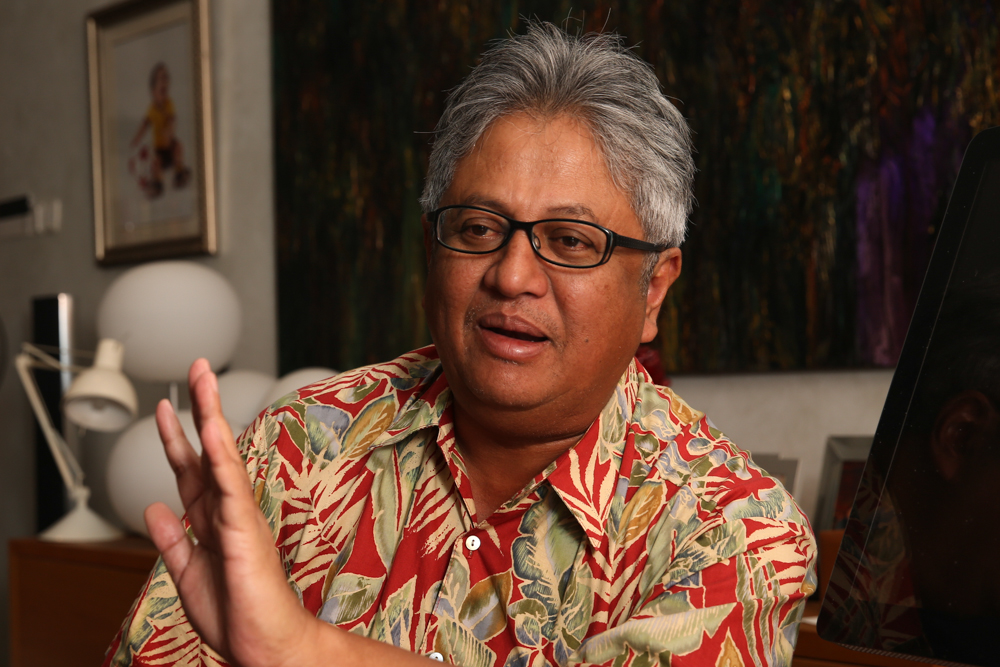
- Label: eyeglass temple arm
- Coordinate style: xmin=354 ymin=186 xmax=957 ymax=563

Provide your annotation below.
xmin=612 ymin=235 xmax=670 ymax=252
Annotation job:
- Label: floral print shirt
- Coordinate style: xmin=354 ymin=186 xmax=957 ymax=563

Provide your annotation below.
xmin=105 ymin=345 xmax=816 ymax=667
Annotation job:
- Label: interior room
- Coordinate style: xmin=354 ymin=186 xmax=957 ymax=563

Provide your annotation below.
xmin=1 ymin=1 xmax=995 ymax=666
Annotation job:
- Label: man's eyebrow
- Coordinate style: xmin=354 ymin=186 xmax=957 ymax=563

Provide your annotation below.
xmin=460 ymin=195 xmax=598 ymax=221
xmin=546 ymin=204 xmax=597 ymax=220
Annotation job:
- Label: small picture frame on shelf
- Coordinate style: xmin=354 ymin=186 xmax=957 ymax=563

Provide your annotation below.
xmin=815 ymin=436 xmax=873 ymax=531
xmin=87 ymin=0 xmax=215 ymax=264
xmin=751 ymin=453 xmax=799 ymax=494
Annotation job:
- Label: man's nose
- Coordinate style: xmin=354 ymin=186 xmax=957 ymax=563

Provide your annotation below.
xmin=484 ymin=229 xmax=549 ymax=298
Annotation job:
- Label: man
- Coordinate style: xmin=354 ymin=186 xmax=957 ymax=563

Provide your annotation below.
xmin=106 ymin=22 xmax=815 ymax=667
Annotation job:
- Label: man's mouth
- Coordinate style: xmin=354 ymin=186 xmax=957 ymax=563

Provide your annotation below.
xmin=476 ymin=314 xmax=550 ymax=344
xmin=484 ymin=326 xmax=547 ymax=343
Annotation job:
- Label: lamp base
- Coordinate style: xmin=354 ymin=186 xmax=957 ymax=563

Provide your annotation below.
xmin=39 ymin=493 xmax=124 ymax=542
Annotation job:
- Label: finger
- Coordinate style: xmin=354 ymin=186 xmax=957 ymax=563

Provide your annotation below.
xmin=145 ymin=501 xmax=194 ymax=582
xmin=199 ymin=417 xmax=256 ymax=508
xmin=155 ymin=398 xmax=204 ymax=507
xmin=188 ymin=358 xmax=213 ymax=431
xmin=191 ymin=369 xmax=241 ymax=468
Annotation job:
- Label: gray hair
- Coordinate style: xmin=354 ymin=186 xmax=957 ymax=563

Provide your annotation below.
xmin=420 ymin=21 xmax=695 ymax=272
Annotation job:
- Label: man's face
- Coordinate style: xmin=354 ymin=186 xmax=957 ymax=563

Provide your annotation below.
xmin=423 ymin=112 xmax=681 ymax=426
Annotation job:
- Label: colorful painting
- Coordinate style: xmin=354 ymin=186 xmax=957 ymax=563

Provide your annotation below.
xmin=273 ymin=0 xmax=999 ymax=374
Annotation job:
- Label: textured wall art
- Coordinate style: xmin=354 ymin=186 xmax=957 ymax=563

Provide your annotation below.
xmin=272 ymin=0 xmax=999 ymax=374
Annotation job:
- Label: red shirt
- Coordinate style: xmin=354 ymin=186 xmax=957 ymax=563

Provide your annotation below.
xmin=106 ymin=346 xmax=816 ymax=666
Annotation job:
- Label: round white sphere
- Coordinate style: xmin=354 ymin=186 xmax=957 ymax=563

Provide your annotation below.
xmin=107 ymin=410 xmax=201 ymax=536
xmin=97 ymin=261 xmax=242 ymax=382
xmin=217 ymin=369 xmax=277 ymax=433
xmin=259 ymin=367 xmax=337 ymax=411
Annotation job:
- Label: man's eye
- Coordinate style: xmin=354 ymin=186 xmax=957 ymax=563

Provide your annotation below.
xmin=463 ymin=223 xmax=497 ymax=237
xmin=549 ymin=230 xmax=594 ymax=250
xmin=557 ymin=235 xmax=586 ymax=248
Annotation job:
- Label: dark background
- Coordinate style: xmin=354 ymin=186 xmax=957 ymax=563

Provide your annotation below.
xmin=272 ymin=0 xmax=999 ymax=375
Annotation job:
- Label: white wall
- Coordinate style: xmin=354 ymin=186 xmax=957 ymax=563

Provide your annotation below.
xmin=0 ymin=0 xmax=275 ymax=662
xmin=671 ymin=368 xmax=894 ymax=520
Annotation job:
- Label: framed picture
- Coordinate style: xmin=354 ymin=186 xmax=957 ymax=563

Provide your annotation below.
xmin=87 ymin=0 xmax=215 ymax=265
xmin=751 ymin=453 xmax=799 ymax=494
xmin=815 ymin=436 xmax=873 ymax=531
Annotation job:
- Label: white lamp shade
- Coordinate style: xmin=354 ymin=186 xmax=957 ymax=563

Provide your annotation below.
xmin=259 ymin=367 xmax=337 ymax=411
xmin=63 ymin=339 xmax=137 ymax=432
xmin=107 ymin=410 xmax=201 ymax=536
xmin=97 ymin=261 xmax=242 ymax=383
xmin=217 ymin=369 xmax=277 ymax=433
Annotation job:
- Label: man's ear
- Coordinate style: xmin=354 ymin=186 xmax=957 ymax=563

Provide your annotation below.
xmin=930 ymin=390 xmax=998 ymax=481
xmin=641 ymin=248 xmax=682 ymax=343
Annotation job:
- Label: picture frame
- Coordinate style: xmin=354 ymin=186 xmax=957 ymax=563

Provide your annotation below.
xmin=751 ymin=453 xmax=799 ymax=495
xmin=814 ymin=436 xmax=873 ymax=531
xmin=87 ymin=0 xmax=216 ymax=265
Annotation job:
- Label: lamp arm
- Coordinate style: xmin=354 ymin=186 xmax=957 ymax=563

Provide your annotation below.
xmin=21 ymin=342 xmax=88 ymax=373
xmin=15 ymin=353 xmax=85 ymax=492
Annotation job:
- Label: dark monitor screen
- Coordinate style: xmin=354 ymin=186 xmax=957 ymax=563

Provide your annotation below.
xmin=818 ymin=126 xmax=1000 ymax=667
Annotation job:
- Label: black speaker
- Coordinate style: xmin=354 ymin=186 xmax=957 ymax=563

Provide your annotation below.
xmin=31 ymin=294 xmax=73 ymax=532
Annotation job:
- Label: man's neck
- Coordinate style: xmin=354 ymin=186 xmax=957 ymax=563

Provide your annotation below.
xmin=450 ymin=398 xmax=602 ymax=521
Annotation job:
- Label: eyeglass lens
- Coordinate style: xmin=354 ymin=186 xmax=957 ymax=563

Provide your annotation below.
xmin=437 ymin=207 xmax=609 ymax=266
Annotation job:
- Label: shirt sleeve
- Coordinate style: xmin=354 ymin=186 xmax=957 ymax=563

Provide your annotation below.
xmin=572 ymin=514 xmax=817 ymax=667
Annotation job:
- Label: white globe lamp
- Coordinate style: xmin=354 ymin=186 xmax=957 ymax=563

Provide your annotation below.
xmin=97 ymin=261 xmax=242 ymax=383
xmin=217 ymin=369 xmax=277 ymax=433
xmin=107 ymin=410 xmax=202 ymax=536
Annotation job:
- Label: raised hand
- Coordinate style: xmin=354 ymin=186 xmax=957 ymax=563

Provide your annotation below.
xmin=144 ymin=358 xmax=319 ymax=667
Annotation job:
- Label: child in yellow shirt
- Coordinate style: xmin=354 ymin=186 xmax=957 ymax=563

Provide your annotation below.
xmin=130 ymin=62 xmax=190 ymax=197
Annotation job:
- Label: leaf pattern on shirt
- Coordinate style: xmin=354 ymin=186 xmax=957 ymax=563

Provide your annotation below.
xmin=104 ymin=346 xmax=816 ymax=667
xmin=319 ymin=572 xmax=386 ymax=625
xmin=459 ymin=572 xmax=513 ymax=642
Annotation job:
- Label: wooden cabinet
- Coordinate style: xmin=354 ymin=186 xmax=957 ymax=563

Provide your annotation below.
xmin=9 ymin=537 xmax=159 ymax=667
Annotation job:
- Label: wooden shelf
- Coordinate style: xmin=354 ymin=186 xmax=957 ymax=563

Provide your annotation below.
xmin=9 ymin=537 xmax=159 ymax=667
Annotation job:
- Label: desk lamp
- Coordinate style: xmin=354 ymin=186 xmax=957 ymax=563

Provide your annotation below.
xmin=16 ymin=338 xmax=137 ymax=541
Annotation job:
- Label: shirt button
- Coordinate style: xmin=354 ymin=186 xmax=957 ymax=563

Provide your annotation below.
xmin=428 ymin=652 xmax=444 ymax=661
xmin=465 ymin=534 xmax=481 ymax=551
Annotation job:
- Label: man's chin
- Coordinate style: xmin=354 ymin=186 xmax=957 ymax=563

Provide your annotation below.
xmin=456 ymin=364 xmax=561 ymax=413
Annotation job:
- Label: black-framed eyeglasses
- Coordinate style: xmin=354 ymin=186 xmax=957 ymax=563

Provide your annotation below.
xmin=429 ymin=205 xmax=669 ymax=269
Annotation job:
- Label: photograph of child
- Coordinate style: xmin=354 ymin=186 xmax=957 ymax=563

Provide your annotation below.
xmin=130 ymin=62 xmax=191 ymax=198
xmin=108 ymin=16 xmax=197 ymax=238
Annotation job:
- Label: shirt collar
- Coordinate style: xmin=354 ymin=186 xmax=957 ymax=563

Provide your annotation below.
xmin=540 ymin=359 xmax=641 ymax=550
xmin=373 ymin=348 xmax=452 ymax=449
xmin=372 ymin=348 xmax=645 ymax=551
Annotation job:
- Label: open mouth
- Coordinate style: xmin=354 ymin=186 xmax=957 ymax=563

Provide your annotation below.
xmin=484 ymin=326 xmax=548 ymax=343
